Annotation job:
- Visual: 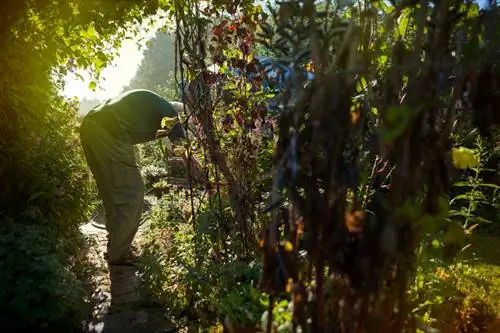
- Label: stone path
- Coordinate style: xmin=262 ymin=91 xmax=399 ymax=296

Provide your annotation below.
xmin=80 ymin=221 xmax=177 ymax=333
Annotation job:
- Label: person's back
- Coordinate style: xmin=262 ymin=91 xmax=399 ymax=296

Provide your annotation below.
xmin=86 ymin=89 xmax=184 ymax=144
xmin=80 ymin=89 xmax=187 ymax=266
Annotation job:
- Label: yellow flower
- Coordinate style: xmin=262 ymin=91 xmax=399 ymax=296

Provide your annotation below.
xmin=284 ymin=241 xmax=294 ymax=252
xmin=452 ymin=147 xmax=479 ymax=169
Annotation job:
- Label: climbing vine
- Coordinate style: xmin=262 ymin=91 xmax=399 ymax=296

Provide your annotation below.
xmin=172 ymin=0 xmax=273 ymax=255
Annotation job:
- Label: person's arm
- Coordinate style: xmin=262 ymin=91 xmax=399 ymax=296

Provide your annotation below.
xmin=156 ymin=115 xmax=186 ymax=141
xmin=168 ymin=122 xmax=187 ymax=142
xmin=157 ymin=100 xmax=188 ymax=141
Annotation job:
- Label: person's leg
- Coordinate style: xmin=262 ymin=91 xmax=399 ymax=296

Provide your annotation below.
xmin=80 ymin=117 xmax=143 ymax=263
xmin=106 ymin=159 xmax=144 ymax=264
xmin=79 ymin=118 xmax=117 ymax=230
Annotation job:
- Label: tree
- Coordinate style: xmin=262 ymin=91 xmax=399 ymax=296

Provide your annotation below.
xmin=0 ymin=1 xmax=172 ymax=330
xmin=78 ymin=97 xmax=102 ymax=116
xmin=124 ymin=30 xmax=176 ymax=91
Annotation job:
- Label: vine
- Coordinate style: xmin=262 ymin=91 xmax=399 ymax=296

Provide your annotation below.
xmin=172 ymin=0 xmax=271 ymax=256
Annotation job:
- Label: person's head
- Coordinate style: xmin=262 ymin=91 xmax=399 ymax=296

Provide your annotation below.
xmin=170 ymin=101 xmax=189 ymax=115
xmin=168 ymin=101 xmax=189 ymax=143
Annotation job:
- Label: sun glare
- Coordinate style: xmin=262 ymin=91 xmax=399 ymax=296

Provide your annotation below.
xmin=62 ymin=15 xmax=168 ymax=101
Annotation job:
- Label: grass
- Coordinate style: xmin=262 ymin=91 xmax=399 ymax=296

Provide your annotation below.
xmin=412 ymin=231 xmax=500 ymax=333
xmin=457 ymin=232 xmax=500 ymax=316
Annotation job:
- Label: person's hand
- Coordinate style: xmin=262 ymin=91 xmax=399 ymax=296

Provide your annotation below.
xmin=155 ymin=129 xmax=169 ymax=139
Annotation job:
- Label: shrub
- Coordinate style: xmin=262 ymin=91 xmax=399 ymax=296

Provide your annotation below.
xmin=0 ymin=221 xmax=92 ymax=332
xmin=0 ymin=45 xmax=96 ymax=330
xmin=139 ymin=187 xmax=265 ymax=330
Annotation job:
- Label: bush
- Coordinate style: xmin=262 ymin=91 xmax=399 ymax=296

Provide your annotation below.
xmin=0 ymin=43 xmax=96 ymax=330
xmin=0 ymin=221 xmax=92 ymax=332
xmin=139 ymin=187 xmax=265 ymax=330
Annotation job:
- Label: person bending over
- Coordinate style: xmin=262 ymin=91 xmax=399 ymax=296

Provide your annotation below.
xmin=79 ymin=89 xmax=187 ymax=266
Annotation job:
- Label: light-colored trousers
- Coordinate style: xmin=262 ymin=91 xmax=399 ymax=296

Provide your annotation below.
xmin=80 ymin=116 xmax=144 ymax=262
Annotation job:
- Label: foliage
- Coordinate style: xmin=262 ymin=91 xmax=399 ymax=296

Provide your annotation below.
xmin=0 ymin=41 xmax=97 ymax=327
xmin=251 ymin=0 xmax=500 ymax=332
xmin=409 ymin=232 xmax=500 ymax=332
xmin=2 ymin=0 xmax=500 ymax=331
xmin=124 ymin=30 xmax=177 ymax=91
xmin=260 ymin=298 xmax=294 ymax=333
xmin=172 ymin=0 xmax=278 ymax=258
xmin=450 ymin=142 xmax=498 ymax=228
xmin=130 ymin=0 xmax=500 ymax=332
xmin=0 ymin=0 xmax=175 ymax=329
xmin=219 ymin=284 xmax=267 ymax=329
xmin=450 ymin=134 xmax=500 ymax=234
xmin=0 ymin=221 xmax=92 ymax=332
xmin=155 ymin=70 xmax=182 ymax=100
xmin=139 ymin=187 xmax=265 ymax=330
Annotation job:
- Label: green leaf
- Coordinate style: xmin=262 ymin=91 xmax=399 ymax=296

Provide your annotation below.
xmin=453 ymin=181 xmax=472 ymax=187
xmin=161 ymin=116 xmax=179 ymax=129
xmin=449 ymin=210 xmax=467 ymax=217
xmin=378 ymin=55 xmax=388 ymax=67
xmin=89 ymin=81 xmax=97 ymax=90
xmin=94 ymin=58 xmax=105 ymax=73
xmin=93 ymin=51 xmax=109 ymax=73
xmin=81 ymin=25 xmax=98 ymax=40
xmin=373 ymin=0 xmax=394 ymax=14
xmin=466 ymin=3 xmax=480 ymax=19
xmin=472 ymin=216 xmax=492 ymax=224
xmin=450 ymin=194 xmax=471 ymax=204
xmin=396 ymin=8 xmax=411 ymax=38
xmin=477 ymin=183 xmax=500 ymax=189
xmin=356 ymin=76 xmax=367 ymax=93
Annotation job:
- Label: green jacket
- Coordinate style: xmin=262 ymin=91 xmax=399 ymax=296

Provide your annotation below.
xmin=85 ymin=89 xmax=185 ymax=144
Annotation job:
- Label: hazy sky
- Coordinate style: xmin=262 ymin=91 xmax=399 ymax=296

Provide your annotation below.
xmin=63 ymin=38 xmax=148 ymax=100
xmin=63 ymin=18 xmax=166 ymax=101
